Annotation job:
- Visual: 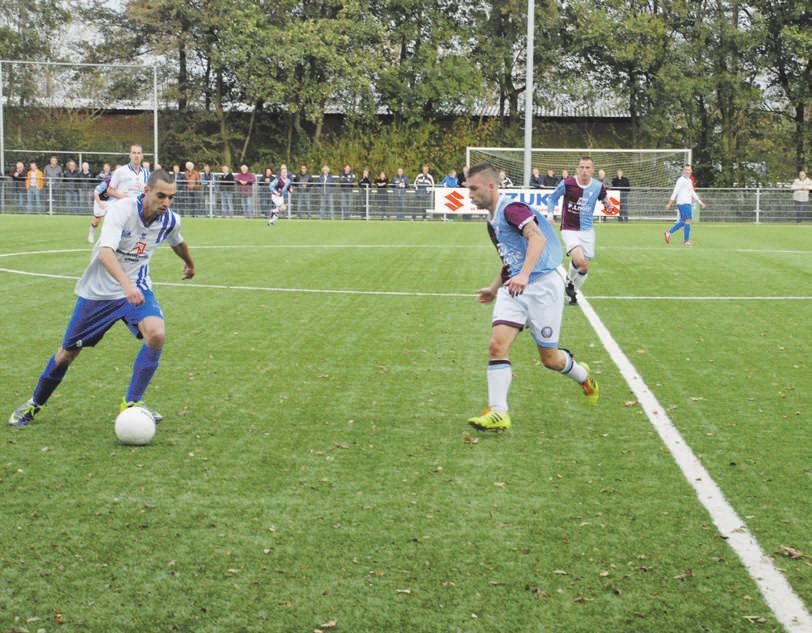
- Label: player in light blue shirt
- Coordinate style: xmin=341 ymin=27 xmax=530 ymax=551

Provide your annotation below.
xmin=465 ymin=163 xmax=599 ymax=432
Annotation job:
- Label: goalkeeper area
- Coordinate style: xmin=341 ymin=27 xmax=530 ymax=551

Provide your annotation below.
xmin=1 ymin=215 xmax=810 ymax=632
xmin=467 ymin=147 xmax=692 ymax=188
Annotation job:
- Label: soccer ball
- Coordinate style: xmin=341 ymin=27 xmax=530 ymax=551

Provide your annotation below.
xmin=115 ymin=406 xmax=156 ymax=446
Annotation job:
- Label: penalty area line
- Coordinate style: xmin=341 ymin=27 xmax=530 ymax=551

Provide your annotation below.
xmin=577 ymin=293 xmax=812 ymax=632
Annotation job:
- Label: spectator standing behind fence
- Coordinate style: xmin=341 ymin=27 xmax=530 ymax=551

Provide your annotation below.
xmin=10 ymin=162 xmax=26 ymax=211
xmin=26 ymin=162 xmax=44 ymax=212
xmin=414 ymin=164 xmax=434 ymax=214
xmin=542 ymin=169 xmax=560 ymax=187
xmin=792 ymin=170 xmax=811 ymax=223
xmin=219 ymin=165 xmax=234 ymax=216
xmin=611 ymin=169 xmax=631 ymax=223
xmin=459 ymin=165 xmax=469 ymax=188
xmin=184 ymin=162 xmax=201 ymax=216
xmin=234 ymin=165 xmax=256 ymax=217
xmin=318 ymin=165 xmax=336 ymax=219
xmin=171 ymin=164 xmax=185 ymax=213
xmin=359 ymin=168 xmax=371 ymax=189
xmin=499 ymin=170 xmax=514 ymax=188
xmin=63 ymin=160 xmax=81 ymax=212
xmin=339 ymin=164 xmax=356 ymax=218
xmin=292 ymin=164 xmax=312 ymax=218
xmin=530 ymin=167 xmax=543 ymax=188
xmin=440 ymin=169 xmax=459 ymax=188
xmin=44 ymin=156 xmax=63 ymax=208
xmin=561 ymin=169 xmax=570 ymax=180
xmin=199 ymin=164 xmax=213 ymax=215
xmin=392 ymin=167 xmax=410 ymax=215
xmin=374 ymin=170 xmax=389 ymax=215
xmin=97 ymin=163 xmax=112 ymax=181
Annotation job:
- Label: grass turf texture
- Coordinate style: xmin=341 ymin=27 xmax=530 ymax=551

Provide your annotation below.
xmin=1 ymin=216 xmax=809 ymax=632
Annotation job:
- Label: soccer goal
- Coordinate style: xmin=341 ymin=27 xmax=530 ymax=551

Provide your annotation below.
xmin=0 ymin=59 xmax=159 ymax=172
xmin=466 ymin=147 xmax=692 ymax=189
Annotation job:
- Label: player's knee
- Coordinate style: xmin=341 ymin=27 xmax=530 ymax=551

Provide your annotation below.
xmin=142 ymin=326 xmax=165 ymax=349
xmin=488 ymin=337 xmax=509 ymax=359
xmin=55 ymin=347 xmax=80 ymax=366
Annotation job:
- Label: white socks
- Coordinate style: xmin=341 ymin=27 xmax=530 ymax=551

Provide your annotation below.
xmin=487 ymin=360 xmax=512 ymax=413
xmin=559 ymin=349 xmax=587 ymax=384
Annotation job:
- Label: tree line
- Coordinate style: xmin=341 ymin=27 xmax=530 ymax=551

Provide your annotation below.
xmin=1 ymin=0 xmax=809 ymax=185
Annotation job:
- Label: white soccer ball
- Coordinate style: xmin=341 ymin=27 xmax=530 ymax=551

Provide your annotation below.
xmin=115 ymin=406 xmax=156 ymax=446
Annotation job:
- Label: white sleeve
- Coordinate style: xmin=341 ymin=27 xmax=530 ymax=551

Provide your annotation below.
xmin=97 ymin=201 xmax=129 ymax=250
xmin=166 ymin=213 xmax=185 ymax=247
xmin=669 ymin=180 xmax=680 ymax=201
xmin=109 ymin=167 xmax=124 ymax=191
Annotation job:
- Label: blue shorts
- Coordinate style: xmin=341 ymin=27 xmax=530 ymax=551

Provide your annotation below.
xmin=62 ymin=289 xmax=164 ymax=350
xmin=677 ymin=203 xmax=693 ymax=222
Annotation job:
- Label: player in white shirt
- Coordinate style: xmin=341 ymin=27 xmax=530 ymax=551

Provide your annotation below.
xmin=664 ymin=164 xmax=705 ymax=246
xmin=9 ymin=170 xmax=196 ymax=428
xmin=87 ymin=145 xmax=150 ymax=243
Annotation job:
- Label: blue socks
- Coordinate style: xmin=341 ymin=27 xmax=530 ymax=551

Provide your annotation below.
xmin=125 ymin=344 xmax=163 ymax=402
xmin=32 ymin=355 xmax=70 ymax=406
xmin=684 ymin=223 xmax=691 ymax=241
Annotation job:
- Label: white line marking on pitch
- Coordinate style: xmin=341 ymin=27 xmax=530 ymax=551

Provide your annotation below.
xmin=577 ymin=292 xmax=812 ymax=632
xmin=2 ymin=266 xmax=811 ymax=302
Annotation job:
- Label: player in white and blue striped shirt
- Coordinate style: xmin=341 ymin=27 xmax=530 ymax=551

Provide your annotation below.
xmin=9 ymin=170 xmax=196 ymax=429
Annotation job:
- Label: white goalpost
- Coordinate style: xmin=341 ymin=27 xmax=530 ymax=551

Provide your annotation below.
xmin=466 ymin=147 xmax=692 ymax=189
xmin=0 ymin=59 xmax=159 ymax=171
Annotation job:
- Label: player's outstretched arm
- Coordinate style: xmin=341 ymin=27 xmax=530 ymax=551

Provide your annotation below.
xmin=172 ymin=242 xmax=196 ymax=279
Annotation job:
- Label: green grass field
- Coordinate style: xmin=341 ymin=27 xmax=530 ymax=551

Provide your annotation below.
xmin=1 ymin=216 xmax=809 ymax=633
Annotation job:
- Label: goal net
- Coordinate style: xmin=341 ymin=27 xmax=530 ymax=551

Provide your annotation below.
xmin=0 ymin=60 xmax=158 ymax=172
xmin=466 ymin=147 xmax=691 ymax=189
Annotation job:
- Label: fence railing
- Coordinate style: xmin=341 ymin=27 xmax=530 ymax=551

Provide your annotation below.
xmin=0 ymin=178 xmax=808 ymax=223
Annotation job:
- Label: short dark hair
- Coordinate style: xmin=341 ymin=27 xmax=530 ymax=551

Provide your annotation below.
xmin=468 ymin=163 xmax=499 ymax=181
xmin=147 ymin=169 xmax=174 ymax=188
xmin=683 ymin=163 xmax=692 ymax=168
xmin=579 ymin=156 xmax=594 ymax=163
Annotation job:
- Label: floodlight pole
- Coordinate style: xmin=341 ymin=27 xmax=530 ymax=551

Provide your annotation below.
xmin=522 ymin=0 xmax=535 ymax=187
xmin=0 ymin=61 xmax=5 ymax=175
xmin=153 ymin=65 xmax=159 ymax=167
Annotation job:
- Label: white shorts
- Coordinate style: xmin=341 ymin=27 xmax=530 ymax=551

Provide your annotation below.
xmin=561 ymin=229 xmax=595 ymax=260
xmin=491 ymin=271 xmax=564 ymax=348
xmin=93 ymin=201 xmax=107 ymax=218
xmin=272 ymin=194 xmax=286 ymax=211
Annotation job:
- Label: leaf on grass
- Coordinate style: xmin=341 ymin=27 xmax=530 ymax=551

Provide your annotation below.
xmin=493 ymin=481 xmax=506 ymax=488
xmin=225 ymin=568 xmax=240 ymax=577
xmin=690 ymin=396 xmax=705 ymax=401
xmin=599 ymin=571 xmax=610 ymax=577
xmin=319 ymin=619 xmax=337 ymax=629
xmin=553 ymin=569 xmax=568 ymax=576
xmin=396 ymin=588 xmax=412 ymax=594
xmin=622 ymin=400 xmax=637 ymax=408
xmin=574 ymin=596 xmax=594 ymax=603
xmin=743 ymin=615 xmax=767 ymax=624
xmin=530 ymin=587 xmax=549 ymax=598
xmin=462 ymin=432 xmax=480 ymax=445
xmin=54 ymin=610 xmax=66 ymax=624
xmin=779 ymin=545 xmax=804 ymax=560
xmin=673 ymin=569 xmax=693 ymax=581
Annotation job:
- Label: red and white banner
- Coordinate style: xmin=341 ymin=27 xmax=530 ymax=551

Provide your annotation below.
xmin=432 ymin=187 xmax=621 ymax=217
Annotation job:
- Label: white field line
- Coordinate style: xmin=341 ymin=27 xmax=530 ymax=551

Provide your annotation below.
xmin=576 ymin=289 xmax=812 ymax=632
xmin=2 ymin=265 xmax=812 ymax=302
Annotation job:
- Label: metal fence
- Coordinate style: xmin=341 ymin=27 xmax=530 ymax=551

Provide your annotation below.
xmin=1 ymin=177 xmax=808 ymax=223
